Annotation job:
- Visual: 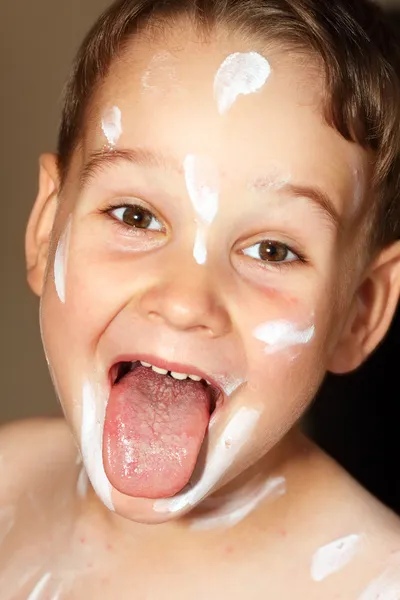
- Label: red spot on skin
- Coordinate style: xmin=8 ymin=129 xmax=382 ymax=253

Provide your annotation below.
xmin=87 ymin=562 xmax=93 ymax=568
xmin=107 ymin=543 xmax=113 ymax=551
xmin=225 ymin=545 xmax=234 ymax=555
xmin=80 ymin=537 xmax=87 ymax=544
xmin=280 ymin=529 xmax=287 ymax=537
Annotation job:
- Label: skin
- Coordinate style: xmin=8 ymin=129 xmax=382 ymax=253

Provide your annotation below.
xmin=2 ymin=22 xmax=400 ymax=599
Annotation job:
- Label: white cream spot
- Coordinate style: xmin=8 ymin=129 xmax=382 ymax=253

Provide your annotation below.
xmin=142 ymin=51 xmax=179 ymax=92
xmin=81 ymin=381 xmax=114 ymax=511
xmin=76 ymin=466 xmax=89 ymax=499
xmin=311 ymin=534 xmax=361 ymax=582
xmin=183 ymin=154 xmax=219 ymax=265
xmin=254 ymin=320 xmax=315 ymax=354
xmin=249 ymin=162 xmax=291 ymax=192
xmin=101 ymin=106 xmax=122 ymax=147
xmin=358 ymin=567 xmax=400 ymax=599
xmin=27 ymin=573 xmax=52 ymax=600
xmin=214 ymin=52 xmax=271 ymax=115
xmin=191 ymin=475 xmax=286 ymax=530
xmin=153 ymin=407 xmax=260 ymax=513
xmin=0 ymin=505 xmax=15 ymax=545
xmin=54 ymin=216 xmax=72 ymax=304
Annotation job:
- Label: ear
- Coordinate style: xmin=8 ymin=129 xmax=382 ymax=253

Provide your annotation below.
xmin=328 ymin=241 xmax=400 ymax=374
xmin=25 ymin=153 xmax=60 ymax=297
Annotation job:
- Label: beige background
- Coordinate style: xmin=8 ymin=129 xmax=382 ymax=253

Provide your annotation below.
xmin=0 ymin=0 xmax=398 ymax=425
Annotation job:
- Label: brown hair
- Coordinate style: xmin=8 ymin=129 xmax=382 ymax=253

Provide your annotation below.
xmin=57 ymin=0 xmax=400 ymax=253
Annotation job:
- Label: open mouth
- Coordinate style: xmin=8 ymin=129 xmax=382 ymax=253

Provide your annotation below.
xmin=103 ymin=358 xmax=223 ymax=500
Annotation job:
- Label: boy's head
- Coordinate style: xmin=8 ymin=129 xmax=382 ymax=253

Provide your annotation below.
xmin=26 ymin=0 xmax=400 ymax=523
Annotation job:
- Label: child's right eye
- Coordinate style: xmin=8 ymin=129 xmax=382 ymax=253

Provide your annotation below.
xmin=108 ymin=204 xmax=163 ymax=231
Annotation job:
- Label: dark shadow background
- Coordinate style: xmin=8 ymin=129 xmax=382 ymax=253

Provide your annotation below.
xmin=1 ymin=0 xmax=399 ymax=515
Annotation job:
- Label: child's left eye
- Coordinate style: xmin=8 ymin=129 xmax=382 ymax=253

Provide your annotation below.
xmin=242 ymin=240 xmax=300 ymax=264
xmin=109 ymin=205 xmax=163 ymax=231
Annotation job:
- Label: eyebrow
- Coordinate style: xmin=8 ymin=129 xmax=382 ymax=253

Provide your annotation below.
xmin=79 ymin=147 xmax=181 ymax=190
xmin=251 ymin=180 xmax=343 ymax=232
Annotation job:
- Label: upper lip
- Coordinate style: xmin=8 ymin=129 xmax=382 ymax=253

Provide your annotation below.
xmin=108 ymin=353 xmax=224 ymax=393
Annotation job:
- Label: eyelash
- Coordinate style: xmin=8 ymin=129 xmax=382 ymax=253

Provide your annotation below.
xmin=99 ymin=202 xmax=309 ymax=269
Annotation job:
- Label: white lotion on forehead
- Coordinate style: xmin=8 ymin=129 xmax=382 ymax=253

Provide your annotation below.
xmin=249 ymin=162 xmax=291 ymax=193
xmin=153 ymin=407 xmax=260 ymax=513
xmin=142 ymin=51 xmax=179 ymax=92
xmin=101 ymin=106 xmax=122 ymax=147
xmin=54 ymin=216 xmax=72 ymax=304
xmin=191 ymin=475 xmax=286 ymax=531
xmin=27 ymin=573 xmax=52 ymax=600
xmin=81 ymin=381 xmax=114 ymax=511
xmin=254 ymin=320 xmax=315 ymax=354
xmin=311 ymin=534 xmax=361 ymax=582
xmin=184 ymin=154 xmax=219 ymax=265
xmin=214 ymin=52 xmax=271 ymax=115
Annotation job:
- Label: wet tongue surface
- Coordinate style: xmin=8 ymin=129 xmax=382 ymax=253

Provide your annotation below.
xmin=103 ymin=365 xmax=211 ymax=499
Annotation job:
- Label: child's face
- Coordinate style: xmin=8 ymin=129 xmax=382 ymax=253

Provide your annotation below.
xmin=33 ymin=28 xmax=372 ymax=522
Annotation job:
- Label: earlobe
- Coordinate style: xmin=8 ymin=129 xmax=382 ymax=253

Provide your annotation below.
xmin=328 ymin=241 xmax=400 ymax=375
xmin=25 ymin=153 xmax=60 ymax=297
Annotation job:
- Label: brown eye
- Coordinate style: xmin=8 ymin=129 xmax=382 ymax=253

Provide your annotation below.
xmin=110 ymin=205 xmax=162 ymax=231
xmin=259 ymin=241 xmax=288 ymax=262
xmin=242 ymin=240 xmax=299 ymax=263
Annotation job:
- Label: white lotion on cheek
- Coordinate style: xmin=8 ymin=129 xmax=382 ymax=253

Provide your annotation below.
xmin=101 ymin=106 xmax=122 ymax=147
xmin=214 ymin=52 xmax=271 ymax=115
xmin=254 ymin=320 xmax=315 ymax=354
xmin=191 ymin=475 xmax=286 ymax=530
xmin=358 ymin=567 xmax=400 ymax=599
xmin=81 ymin=381 xmax=114 ymax=511
xmin=183 ymin=154 xmax=219 ymax=265
xmin=76 ymin=466 xmax=89 ymax=499
xmin=0 ymin=506 xmax=15 ymax=545
xmin=27 ymin=573 xmax=52 ymax=600
xmin=311 ymin=534 xmax=361 ymax=582
xmin=153 ymin=407 xmax=260 ymax=513
xmin=54 ymin=216 xmax=72 ymax=304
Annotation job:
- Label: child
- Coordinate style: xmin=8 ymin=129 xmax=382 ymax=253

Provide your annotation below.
xmin=2 ymin=0 xmax=400 ymax=596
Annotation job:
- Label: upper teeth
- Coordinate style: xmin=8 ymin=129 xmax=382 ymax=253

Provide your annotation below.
xmin=140 ymin=361 xmax=203 ymax=382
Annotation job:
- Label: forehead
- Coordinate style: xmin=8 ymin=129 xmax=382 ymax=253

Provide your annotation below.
xmin=85 ymin=27 xmax=367 ymax=205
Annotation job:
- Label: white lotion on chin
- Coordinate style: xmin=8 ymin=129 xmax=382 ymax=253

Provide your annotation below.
xmin=254 ymin=320 xmax=315 ymax=354
xmin=311 ymin=534 xmax=361 ymax=582
xmin=357 ymin=565 xmax=400 ymax=600
xmin=153 ymin=407 xmax=260 ymax=513
xmin=184 ymin=154 xmax=219 ymax=265
xmin=54 ymin=216 xmax=72 ymax=304
xmin=101 ymin=106 xmax=122 ymax=147
xmin=27 ymin=573 xmax=52 ymax=600
xmin=81 ymin=381 xmax=114 ymax=511
xmin=214 ymin=52 xmax=271 ymax=115
xmin=191 ymin=475 xmax=286 ymax=530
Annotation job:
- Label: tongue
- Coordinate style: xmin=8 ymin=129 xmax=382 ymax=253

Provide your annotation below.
xmin=103 ymin=366 xmax=211 ymax=499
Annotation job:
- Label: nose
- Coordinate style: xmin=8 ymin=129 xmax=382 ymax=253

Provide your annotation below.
xmin=136 ymin=262 xmax=232 ymax=338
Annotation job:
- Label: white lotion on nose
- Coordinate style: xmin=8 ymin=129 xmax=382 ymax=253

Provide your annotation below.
xmin=101 ymin=106 xmax=122 ymax=147
xmin=183 ymin=154 xmax=219 ymax=265
xmin=254 ymin=320 xmax=315 ymax=354
xmin=27 ymin=573 xmax=52 ymax=600
xmin=311 ymin=534 xmax=361 ymax=582
xmin=214 ymin=52 xmax=271 ymax=115
xmin=54 ymin=216 xmax=72 ymax=304
xmin=358 ymin=567 xmax=400 ymax=600
xmin=191 ymin=475 xmax=286 ymax=530
xmin=153 ymin=407 xmax=260 ymax=513
xmin=81 ymin=381 xmax=114 ymax=511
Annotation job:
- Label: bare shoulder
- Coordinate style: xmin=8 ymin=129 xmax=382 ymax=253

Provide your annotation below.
xmin=0 ymin=417 xmax=78 ymax=505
